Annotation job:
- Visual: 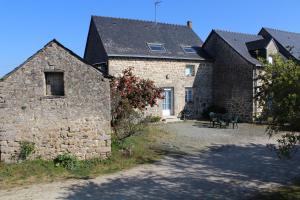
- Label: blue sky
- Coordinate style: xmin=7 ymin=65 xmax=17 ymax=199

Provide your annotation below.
xmin=1 ymin=0 xmax=299 ymax=77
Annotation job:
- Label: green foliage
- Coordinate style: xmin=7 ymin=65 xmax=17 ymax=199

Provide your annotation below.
xmin=256 ymin=55 xmax=300 ymax=157
xmin=113 ymin=108 xmax=146 ymax=140
xmin=53 ymin=153 xmax=79 ymax=171
xmin=19 ymin=141 xmax=35 ymax=160
xmin=143 ymin=115 xmax=161 ymax=123
xmin=276 ymin=133 xmax=300 ymax=158
xmin=0 ymin=159 xmax=66 ymax=188
xmin=202 ymin=105 xmax=227 ymax=119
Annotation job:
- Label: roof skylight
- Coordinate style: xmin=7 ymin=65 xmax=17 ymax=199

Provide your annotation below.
xmin=182 ymin=46 xmax=197 ymax=54
xmin=147 ymin=43 xmax=166 ymax=52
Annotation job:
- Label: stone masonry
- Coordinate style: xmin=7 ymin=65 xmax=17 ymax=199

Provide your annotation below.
xmin=108 ymin=58 xmax=213 ymax=118
xmin=203 ymin=33 xmax=255 ymax=121
xmin=0 ymin=41 xmax=111 ymax=162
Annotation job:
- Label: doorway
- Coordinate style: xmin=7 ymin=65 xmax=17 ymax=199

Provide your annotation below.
xmin=162 ymin=88 xmax=174 ymax=116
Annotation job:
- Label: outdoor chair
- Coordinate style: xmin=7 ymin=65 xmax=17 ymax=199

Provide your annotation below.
xmin=222 ymin=113 xmax=231 ymax=126
xmin=209 ymin=112 xmax=219 ymax=127
xmin=213 ymin=113 xmax=229 ymax=128
xmin=217 ymin=117 xmax=227 ymax=128
xmin=181 ymin=109 xmax=193 ymax=120
xmin=231 ymin=115 xmax=239 ymax=129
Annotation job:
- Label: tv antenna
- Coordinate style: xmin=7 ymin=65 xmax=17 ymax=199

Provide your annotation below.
xmin=154 ymin=1 xmax=162 ymax=23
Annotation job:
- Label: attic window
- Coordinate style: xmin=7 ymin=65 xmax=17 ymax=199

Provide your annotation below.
xmin=182 ymin=46 xmax=197 ymax=54
xmin=147 ymin=43 xmax=166 ymax=52
xmin=45 ymin=72 xmax=65 ymax=96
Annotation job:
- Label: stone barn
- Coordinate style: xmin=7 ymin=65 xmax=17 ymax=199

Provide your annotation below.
xmin=0 ymin=40 xmax=111 ymax=162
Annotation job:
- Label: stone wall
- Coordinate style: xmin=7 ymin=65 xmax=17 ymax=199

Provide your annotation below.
xmin=266 ymin=40 xmax=279 ymax=57
xmin=204 ymin=33 xmax=255 ymax=121
xmin=108 ymin=58 xmax=213 ymax=118
xmin=0 ymin=41 xmax=111 ymax=162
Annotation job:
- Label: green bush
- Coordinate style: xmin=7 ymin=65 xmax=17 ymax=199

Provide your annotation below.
xmin=54 ymin=153 xmax=79 ymax=171
xmin=143 ymin=115 xmax=161 ymax=123
xmin=113 ymin=109 xmax=145 ymax=140
xmin=202 ymin=105 xmax=227 ymax=119
xmin=19 ymin=141 xmax=35 ymax=160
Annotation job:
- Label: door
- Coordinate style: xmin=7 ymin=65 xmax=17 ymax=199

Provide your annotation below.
xmin=162 ymin=88 xmax=173 ymax=116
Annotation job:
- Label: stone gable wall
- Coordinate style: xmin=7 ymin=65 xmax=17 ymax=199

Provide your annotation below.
xmin=266 ymin=40 xmax=279 ymax=57
xmin=204 ymin=34 xmax=255 ymax=121
xmin=0 ymin=42 xmax=111 ymax=162
xmin=109 ymin=58 xmax=213 ymax=118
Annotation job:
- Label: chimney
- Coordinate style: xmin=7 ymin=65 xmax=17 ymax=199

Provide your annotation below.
xmin=187 ymin=21 xmax=192 ymax=29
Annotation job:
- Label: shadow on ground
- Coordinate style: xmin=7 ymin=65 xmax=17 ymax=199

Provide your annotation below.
xmin=60 ymin=144 xmax=300 ymax=200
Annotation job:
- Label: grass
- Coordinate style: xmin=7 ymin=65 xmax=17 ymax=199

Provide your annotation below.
xmin=251 ymin=180 xmax=300 ymax=200
xmin=0 ymin=125 xmax=170 ymax=189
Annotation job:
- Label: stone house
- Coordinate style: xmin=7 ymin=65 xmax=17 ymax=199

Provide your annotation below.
xmin=84 ymin=16 xmax=213 ymax=119
xmin=202 ymin=27 xmax=300 ymax=121
xmin=0 ymin=40 xmax=111 ymax=162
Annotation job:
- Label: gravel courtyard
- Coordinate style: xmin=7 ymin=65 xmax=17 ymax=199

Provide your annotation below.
xmin=1 ymin=121 xmax=300 ymax=200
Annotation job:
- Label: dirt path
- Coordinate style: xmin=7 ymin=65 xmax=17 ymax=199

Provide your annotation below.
xmin=1 ymin=122 xmax=300 ymax=200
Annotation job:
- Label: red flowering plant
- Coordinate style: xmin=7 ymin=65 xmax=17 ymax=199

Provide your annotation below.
xmin=111 ymin=67 xmax=163 ymax=140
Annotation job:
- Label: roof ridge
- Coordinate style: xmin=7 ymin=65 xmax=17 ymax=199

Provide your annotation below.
xmin=92 ymin=15 xmax=188 ymax=28
xmin=213 ymin=29 xmax=258 ymax=36
xmin=262 ymin=27 xmax=300 ymax=35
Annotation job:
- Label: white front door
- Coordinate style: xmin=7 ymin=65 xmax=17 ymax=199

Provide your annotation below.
xmin=162 ymin=88 xmax=173 ymax=116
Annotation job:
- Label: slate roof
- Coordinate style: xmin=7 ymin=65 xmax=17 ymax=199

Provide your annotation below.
xmin=246 ymin=39 xmax=269 ymax=51
xmin=91 ymin=16 xmax=210 ymax=61
xmin=212 ymin=30 xmax=263 ymax=66
xmin=259 ymin=27 xmax=300 ymax=61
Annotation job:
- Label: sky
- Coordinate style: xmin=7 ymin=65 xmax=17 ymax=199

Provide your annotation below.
xmin=0 ymin=0 xmax=300 ymax=77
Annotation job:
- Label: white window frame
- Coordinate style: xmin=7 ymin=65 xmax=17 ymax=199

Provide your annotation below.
xmin=185 ymin=65 xmax=195 ymax=76
xmin=185 ymin=87 xmax=193 ymax=103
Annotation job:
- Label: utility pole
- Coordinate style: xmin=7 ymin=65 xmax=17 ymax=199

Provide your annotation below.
xmin=155 ymin=1 xmax=162 ymax=23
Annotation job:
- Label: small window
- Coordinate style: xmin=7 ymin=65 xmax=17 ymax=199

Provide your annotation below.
xmin=182 ymin=46 xmax=197 ymax=54
xmin=185 ymin=65 xmax=195 ymax=76
xmin=45 ymin=72 xmax=64 ymax=96
xmin=185 ymin=87 xmax=193 ymax=103
xmin=147 ymin=43 xmax=166 ymax=52
xmin=267 ymin=56 xmax=273 ymax=64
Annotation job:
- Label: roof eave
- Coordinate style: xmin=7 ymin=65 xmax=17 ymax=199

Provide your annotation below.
xmin=107 ymin=54 xmax=211 ymax=61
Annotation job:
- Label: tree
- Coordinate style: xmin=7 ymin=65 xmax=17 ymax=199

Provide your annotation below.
xmin=111 ymin=67 xmax=164 ymax=140
xmin=255 ymin=55 xmax=300 ymax=157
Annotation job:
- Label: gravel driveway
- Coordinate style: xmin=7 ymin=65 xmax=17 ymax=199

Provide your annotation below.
xmin=1 ymin=121 xmax=300 ymax=200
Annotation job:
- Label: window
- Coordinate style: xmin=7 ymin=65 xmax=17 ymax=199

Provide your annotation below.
xmin=185 ymin=65 xmax=195 ymax=76
xmin=147 ymin=43 xmax=166 ymax=52
xmin=182 ymin=46 xmax=197 ymax=54
xmin=185 ymin=87 xmax=193 ymax=103
xmin=45 ymin=72 xmax=64 ymax=96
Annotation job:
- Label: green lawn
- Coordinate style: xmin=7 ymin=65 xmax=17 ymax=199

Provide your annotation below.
xmin=0 ymin=125 xmax=170 ymax=189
